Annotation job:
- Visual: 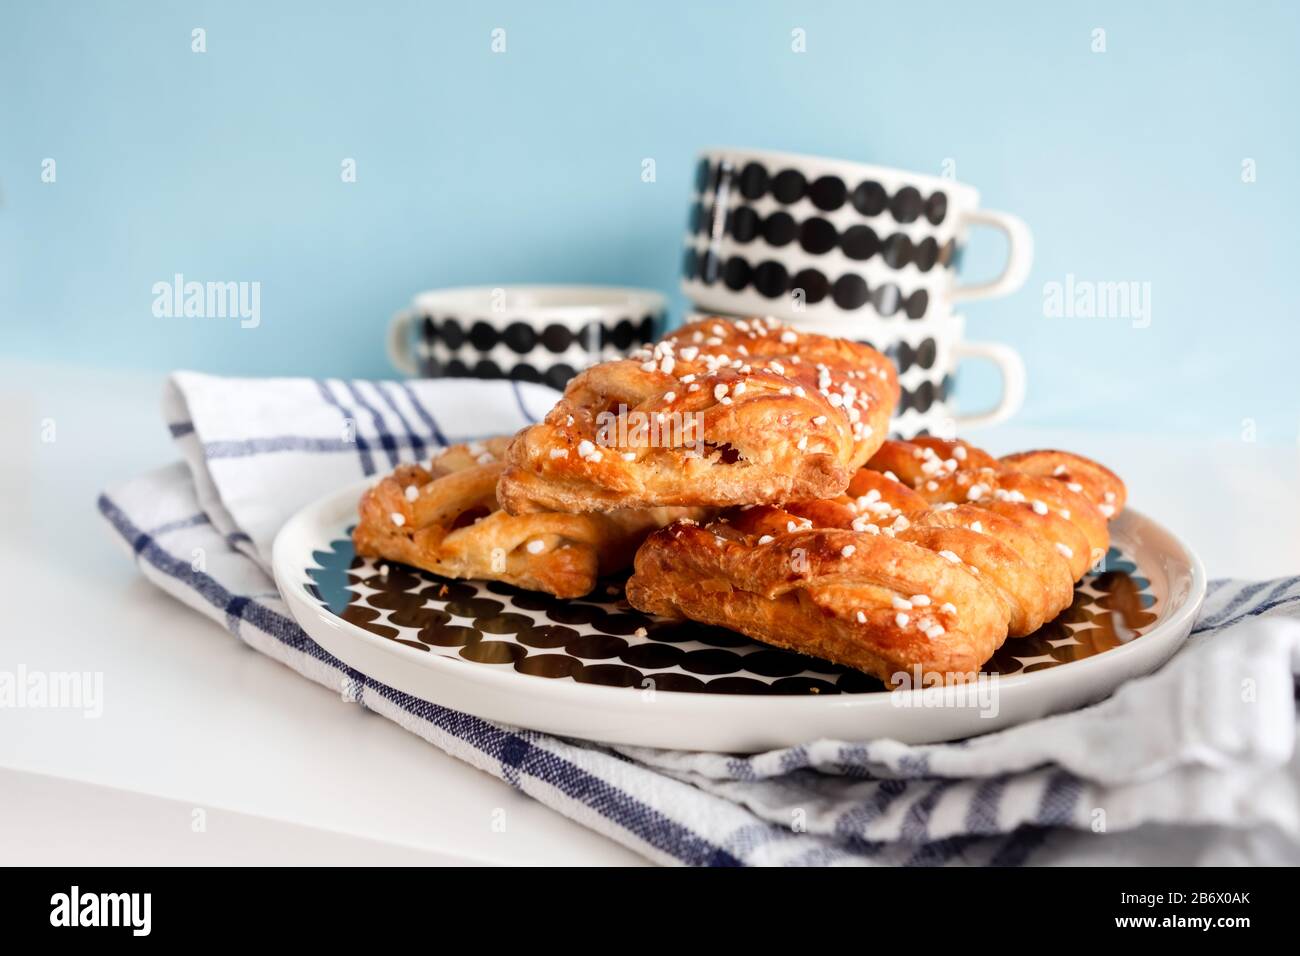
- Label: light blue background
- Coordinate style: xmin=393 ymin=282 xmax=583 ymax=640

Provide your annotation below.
xmin=3 ymin=1 xmax=1297 ymax=438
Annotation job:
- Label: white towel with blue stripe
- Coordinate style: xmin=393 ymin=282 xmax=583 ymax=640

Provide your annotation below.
xmin=98 ymin=371 xmax=1300 ymax=866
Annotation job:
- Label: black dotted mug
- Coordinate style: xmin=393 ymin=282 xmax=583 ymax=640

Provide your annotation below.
xmin=388 ymin=286 xmax=666 ymax=389
xmin=683 ymin=147 xmax=1033 ymax=324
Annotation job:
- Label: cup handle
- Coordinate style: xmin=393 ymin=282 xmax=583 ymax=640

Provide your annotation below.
xmin=948 ymin=209 xmax=1034 ymax=304
xmin=950 ymin=340 xmax=1026 ymax=429
xmin=387 ymin=310 xmax=418 ymax=376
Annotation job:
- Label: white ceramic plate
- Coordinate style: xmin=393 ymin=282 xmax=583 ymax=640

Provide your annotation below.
xmin=273 ymin=480 xmax=1206 ymax=752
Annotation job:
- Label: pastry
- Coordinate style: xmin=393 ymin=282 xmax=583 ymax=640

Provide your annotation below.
xmin=626 ymin=438 xmax=1126 ymax=685
xmin=496 ymin=315 xmax=898 ymax=514
xmin=354 ymin=437 xmax=701 ymax=599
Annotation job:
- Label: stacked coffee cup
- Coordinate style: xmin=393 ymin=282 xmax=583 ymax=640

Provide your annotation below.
xmin=388 ymin=286 xmax=666 ymax=390
xmin=386 ymin=147 xmax=1031 ymax=439
xmin=681 ymin=147 xmax=1031 ymax=438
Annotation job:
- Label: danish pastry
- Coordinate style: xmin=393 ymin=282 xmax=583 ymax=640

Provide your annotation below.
xmin=496 ymin=315 xmax=898 ymax=514
xmin=354 ymin=438 xmax=700 ymax=599
xmin=626 ymin=438 xmax=1126 ymax=685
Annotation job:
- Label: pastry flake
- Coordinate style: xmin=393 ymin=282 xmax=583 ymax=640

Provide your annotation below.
xmin=353 ymin=437 xmax=700 ymax=599
xmin=626 ymin=438 xmax=1127 ymax=685
xmin=496 ymin=315 xmax=898 ymax=514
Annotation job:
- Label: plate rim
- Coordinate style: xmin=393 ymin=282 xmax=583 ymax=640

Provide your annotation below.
xmin=272 ymin=476 xmax=1208 ymax=713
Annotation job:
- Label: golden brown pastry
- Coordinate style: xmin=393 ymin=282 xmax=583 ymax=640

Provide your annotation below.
xmin=626 ymin=438 xmax=1126 ymax=685
xmin=496 ymin=315 xmax=898 ymax=514
xmin=354 ymin=438 xmax=700 ymax=599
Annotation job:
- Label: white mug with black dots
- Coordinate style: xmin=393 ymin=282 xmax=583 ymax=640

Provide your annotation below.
xmin=387 ymin=286 xmax=666 ymax=390
xmin=682 ymin=147 xmax=1033 ymax=324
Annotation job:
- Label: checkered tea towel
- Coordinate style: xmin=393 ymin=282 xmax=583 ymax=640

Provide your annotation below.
xmin=97 ymin=371 xmax=1300 ymax=866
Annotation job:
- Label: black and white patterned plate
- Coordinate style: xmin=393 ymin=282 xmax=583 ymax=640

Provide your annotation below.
xmin=273 ymin=480 xmax=1205 ymax=751
xmin=306 ymin=532 xmax=1158 ymax=695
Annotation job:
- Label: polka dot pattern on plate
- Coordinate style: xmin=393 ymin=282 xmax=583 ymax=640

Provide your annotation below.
xmin=305 ymin=537 xmax=1158 ymax=695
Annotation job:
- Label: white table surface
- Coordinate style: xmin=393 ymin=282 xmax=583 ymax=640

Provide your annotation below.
xmin=2 ymin=359 xmax=1297 ymax=866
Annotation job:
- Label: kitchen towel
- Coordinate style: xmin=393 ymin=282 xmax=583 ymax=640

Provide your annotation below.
xmin=97 ymin=371 xmax=1300 ymax=866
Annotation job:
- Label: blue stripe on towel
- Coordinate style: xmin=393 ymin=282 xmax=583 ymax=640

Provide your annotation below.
xmin=343 ymin=380 xmax=401 ymax=468
xmin=314 ymin=379 xmax=375 ymax=475
xmin=373 ymin=382 xmax=427 ymax=462
xmin=964 ymin=776 xmax=1009 ymax=834
xmin=147 ymin=513 xmax=211 ymax=537
xmin=1036 ymin=770 xmax=1083 ymax=827
xmin=510 ymin=380 xmax=539 ymax=425
xmin=904 ymin=834 xmax=979 ymax=867
xmin=1199 ymin=579 xmax=1279 ymax=629
xmin=202 ymin=434 xmax=429 ymax=459
xmin=899 ymin=779 xmax=958 ymax=844
xmin=989 ymin=826 xmax=1050 ymax=866
xmin=397 ymin=381 xmax=449 ymax=448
